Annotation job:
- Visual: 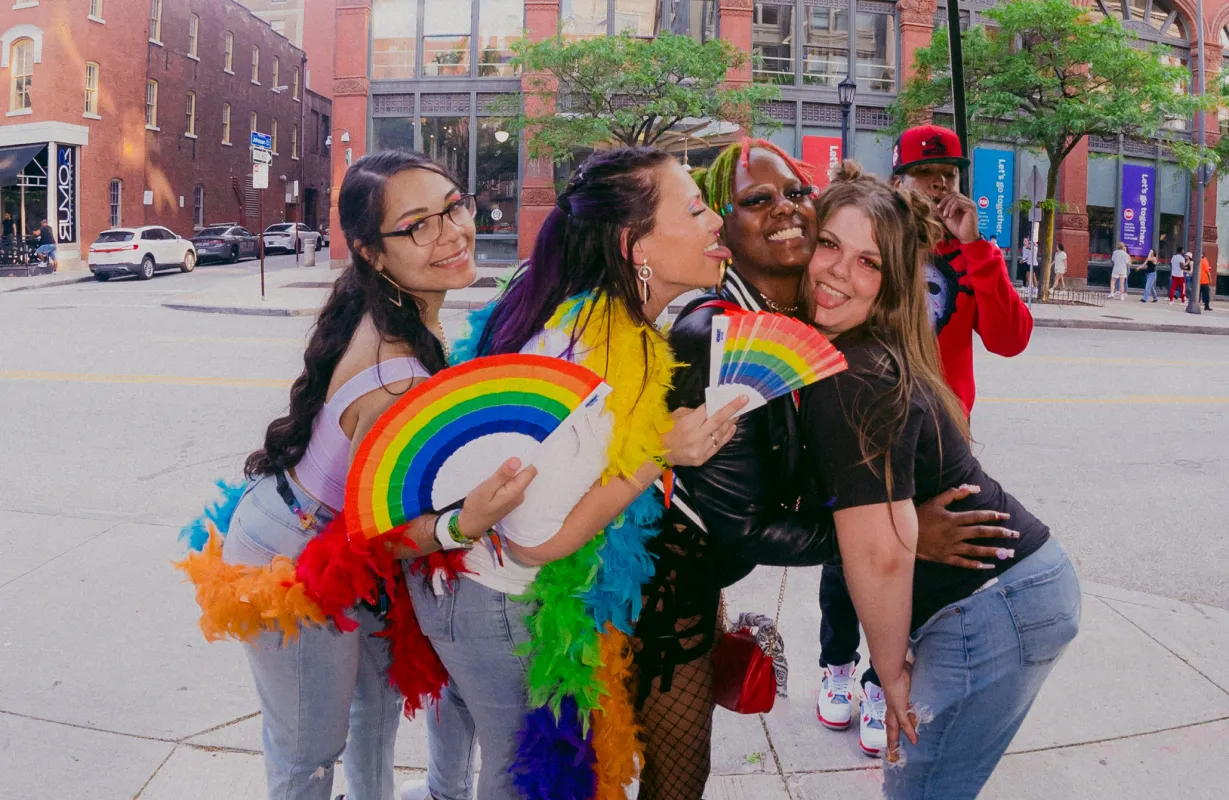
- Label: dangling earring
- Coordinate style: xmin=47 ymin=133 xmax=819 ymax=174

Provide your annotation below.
xmin=377 ymin=269 xmax=404 ymax=307
xmin=717 ymin=259 xmax=729 ymax=290
xmin=637 ymin=262 xmax=654 ymax=305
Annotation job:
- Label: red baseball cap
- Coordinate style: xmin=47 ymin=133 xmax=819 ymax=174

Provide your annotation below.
xmin=891 ymin=124 xmax=969 ymax=176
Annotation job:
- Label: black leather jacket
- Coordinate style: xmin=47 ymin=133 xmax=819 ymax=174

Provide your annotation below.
xmin=665 ymin=270 xmax=838 ymax=587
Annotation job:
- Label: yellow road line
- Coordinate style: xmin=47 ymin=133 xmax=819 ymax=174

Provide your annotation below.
xmin=980 ymin=396 xmax=1229 ymax=405
xmin=1016 ymin=355 xmax=1229 ymax=367
xmin=0 ymin=371 xmax=293 ymax=389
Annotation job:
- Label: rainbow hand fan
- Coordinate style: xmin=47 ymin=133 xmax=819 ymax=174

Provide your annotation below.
xmin=346 ymin=354 xmax=611 ymax=539
xmin=706 ymin=311 xmax=847 ymax=416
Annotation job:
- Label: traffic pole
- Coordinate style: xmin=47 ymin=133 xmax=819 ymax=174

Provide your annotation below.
xmin=1188 ymin=0 xmax=1206 ymax=314
xmin=947 ymin=0 xmax=971 ymax=196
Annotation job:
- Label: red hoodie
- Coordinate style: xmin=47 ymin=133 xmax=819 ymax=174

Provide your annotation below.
xmin=925 ymin=237 xmax=1033 ymax=412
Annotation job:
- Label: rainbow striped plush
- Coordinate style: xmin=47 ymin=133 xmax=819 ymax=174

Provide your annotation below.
xmin=346 ymin=354 xmax=610 ymax=539
xmin=706 ymin=311 xmax=847 ymax=415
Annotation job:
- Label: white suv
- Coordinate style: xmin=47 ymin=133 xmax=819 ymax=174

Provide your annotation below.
xmin=263 ymin=222 xmax=321 ymax=254
xmin=88 ymin=226 xmax=197 ymax=281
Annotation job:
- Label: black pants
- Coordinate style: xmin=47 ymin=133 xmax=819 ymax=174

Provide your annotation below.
xmin=818 ymin=563 xmax=878 ymax=688
xmin=1201 ymin=284 xmax=1212 ymax=310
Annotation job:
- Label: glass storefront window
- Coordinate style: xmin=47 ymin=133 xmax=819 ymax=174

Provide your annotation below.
xmin=803 ymin=8 xmax=846 ymax=88
xmin=1158 ymin=212 xmax=1184 ymax=261
xmin=614 ymin=0 xmax=658 ymax=36
xmin=476 ymin=119 xmax=518 ymax=237
xmin=562 ymin=0 xmax=608 ymax=39
xmin=421 ymin=117 xmax=470 ymax=188
xmin=1087 ymin=205 xmax=1115 ymax=262
xmin=373 ymin=117 xmax=415 ymax=152
xmin=479 ymin=0 xmax=522 ymax=77
xmin=752 ymin=2 xmax=794 ymax=85
xmin=857 ymin=13 xmax=896 ymax=94
xmin=372 ymin=0 xmax=416 ymax=80
xmin=424 ymin=0 xmax=472 ymax=77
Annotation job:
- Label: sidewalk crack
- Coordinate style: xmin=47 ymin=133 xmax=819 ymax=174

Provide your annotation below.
xmin=1098 ymin=596 xmax=1229 ymax=697
xmin=757 ymin=712 xmax=794 ymax=799
xmin=132 ymin=744 xmax=177 ymax=799
xmin=178 ymin=710 xmax=261 ymax=744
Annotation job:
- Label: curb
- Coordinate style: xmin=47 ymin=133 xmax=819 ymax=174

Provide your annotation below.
xmin=0 ymin=274 xmax=95 ymax=294
xmin=1034 ymin=317 xmax=1229 ymax=336
xmin=162 ymin=302 xmax=317 ymax=317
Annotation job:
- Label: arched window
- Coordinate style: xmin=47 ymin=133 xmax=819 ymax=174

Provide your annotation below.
xmin=149 ymin=0 xmax=163 ymax=43
xmin=1085 ymin=0 xmax=1188 ymax=41
xmin=193 ymin=186 xmax=204 ymax=228
xmin=224 ymin=31 xmax=234 ymax=72
xmin=252 ymin=46 xmax=260 ymax=84
xmin=272 ymin=56 xmax=279 ymax=90
xmin=188 ymin=14 xmax=199 ymax=58
xmin=185 ymin=91 xmax=196 ymax=136
xmin=10 ymin=38 xmax=33 ymax=111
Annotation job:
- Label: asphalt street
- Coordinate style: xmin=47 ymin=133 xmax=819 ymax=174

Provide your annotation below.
xmin=2 ymin=277 xmax=1229 ymax=799
xmin=3 ymin=275 xmax=1225 ymax=606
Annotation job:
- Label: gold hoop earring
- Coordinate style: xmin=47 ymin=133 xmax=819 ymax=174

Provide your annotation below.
xmin=378 ymin=269 xmax=404 ymax=308
xmin=717 ymin=259 xmax=729 ymax=291
xmin=637 ymin=262 xmax=653 ymax=305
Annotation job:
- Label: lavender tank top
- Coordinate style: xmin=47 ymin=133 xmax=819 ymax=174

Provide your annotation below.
xmin=295 ymin=357 xmax=430 ymax=510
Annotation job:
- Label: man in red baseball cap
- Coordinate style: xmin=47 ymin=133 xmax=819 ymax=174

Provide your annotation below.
xmin=815 ymin=124 xmax=1033 ymax=759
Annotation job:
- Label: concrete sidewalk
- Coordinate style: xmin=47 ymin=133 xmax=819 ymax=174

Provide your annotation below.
xmin=0 ymin=267 xmax=94 ymax=294
xmin=1 ymin=505 xmax=1225 ymax=800
xmin=1029 ymin=293 xmax=1229 ymax=335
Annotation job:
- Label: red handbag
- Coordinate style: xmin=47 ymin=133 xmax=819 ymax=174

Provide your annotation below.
xmin=712 ymin=570 xmax=787 ymax=715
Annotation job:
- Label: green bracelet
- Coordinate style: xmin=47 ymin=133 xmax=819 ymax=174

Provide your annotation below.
xmin=446 ymin=511 xmax=471 ymax=545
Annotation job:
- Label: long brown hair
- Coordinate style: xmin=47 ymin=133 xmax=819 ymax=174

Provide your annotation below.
xmin=804 ymin=161 xmax=969 ymax=496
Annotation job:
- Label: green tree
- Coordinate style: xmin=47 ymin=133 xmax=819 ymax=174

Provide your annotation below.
xmin=506 ymin=31 xmax=779 ymax=162
xmin=891 ymin=0 xmax=1206 ymax=298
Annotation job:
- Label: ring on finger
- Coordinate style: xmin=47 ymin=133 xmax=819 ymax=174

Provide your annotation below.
xmin=709 ymin=432 xmax=719 ymax=449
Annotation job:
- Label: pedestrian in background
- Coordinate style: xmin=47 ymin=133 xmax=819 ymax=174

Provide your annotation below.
xmin=1200 ymin=253 xmax=1214 ymax=311
xmin=1109 ymin=242 xmax=1130 ymax=299
xmin=1136 ymin=248 xmax=1159 ymax=302
xmin=1169 ymin=251 xmax=1187 ymax=304
xmin=2 ymin=212 xmax=14 ymax=241
xmin=33 ymin=219 xmax=57 ymax=270
xmin=1021 ymin=237 xmax=1038 ymax=297
xmin=1051 ymin=243 xmax=1068 ymax=292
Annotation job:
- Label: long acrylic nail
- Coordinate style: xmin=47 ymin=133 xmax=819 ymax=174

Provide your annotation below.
xmin=996 ymin=548 xmax=1015 ymax=560
xmin=979 ymin=563 xmax=995 ymax=570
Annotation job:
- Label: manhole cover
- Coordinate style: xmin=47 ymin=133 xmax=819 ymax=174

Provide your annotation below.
xmin=282 ymin=281 xmax=334 ymax=289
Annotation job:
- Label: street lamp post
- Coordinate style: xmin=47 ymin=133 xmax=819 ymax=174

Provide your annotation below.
xmin=838 ymin=76 xmax=857 ymax=164
xmin=1187 ymin=0 xmax=1209 ymax=314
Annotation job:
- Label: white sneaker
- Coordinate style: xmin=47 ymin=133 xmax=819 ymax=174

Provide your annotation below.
xmin=816 ymin=662 xmax=856 ymax=730
xmin=399 ymin=780 xmax=433 ymax=800
xmin=859 ymin=682 xmax=888 ymax=757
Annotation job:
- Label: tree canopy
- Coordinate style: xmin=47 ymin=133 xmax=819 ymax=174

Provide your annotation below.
xmin=507 ymin=32 xmax=779 ymax=162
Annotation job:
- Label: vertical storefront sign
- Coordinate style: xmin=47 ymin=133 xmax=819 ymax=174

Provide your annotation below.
xmin=972 ymin=148 xmax=1014 ymax=247
xmin=802 ymin=136 xmax=842 ymax=190
xmin=1119 ymin=164 xmax=1154 ymax=256
xmin=56 ymin=145 xmax=76 ymax=243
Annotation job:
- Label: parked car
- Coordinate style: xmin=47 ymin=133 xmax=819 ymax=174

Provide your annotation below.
xmin=262 ymin=222 xmax=321 ymax=254
xmin=191 ymin=225 xmax=259 ymax=263
xmin=87 ymin=226 xmax=196 ymax=281
xmin=319 ymin=227 xmax=329 ymax=247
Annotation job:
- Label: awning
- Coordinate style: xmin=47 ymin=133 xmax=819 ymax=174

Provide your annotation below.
xmin=0 ymin=144 xmax=45 ymax=185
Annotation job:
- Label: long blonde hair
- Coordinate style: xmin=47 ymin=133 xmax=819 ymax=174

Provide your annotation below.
xmin=803 ymin=161 xmax=970 ymax=496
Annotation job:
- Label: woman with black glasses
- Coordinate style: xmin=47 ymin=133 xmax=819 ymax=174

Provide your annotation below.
xmin=182 ymin=151 xmax=535 ymax=800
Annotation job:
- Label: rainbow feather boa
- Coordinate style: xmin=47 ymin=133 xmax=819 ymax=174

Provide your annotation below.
xmin=459 ymin=292 xmax=673 ymax=799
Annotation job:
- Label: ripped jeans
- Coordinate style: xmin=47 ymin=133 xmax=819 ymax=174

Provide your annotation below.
xmin=222 ymin=473 xmax=403 ymax=800
xmin=882 ymin=536 xmax=1081 ymax=799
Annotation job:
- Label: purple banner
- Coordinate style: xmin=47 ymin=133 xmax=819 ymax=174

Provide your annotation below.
xmin=1119 ymin=164 xmax=1154 ymax=257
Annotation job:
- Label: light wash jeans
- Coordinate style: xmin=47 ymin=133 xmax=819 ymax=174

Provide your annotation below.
xmin=222 ymin=473 xmax=403 ymax=800
xmin=882 ymin=537 xmax=1081 ymax=800
xmin=408 ymin=572 xmax=535 ymax=800
xmin=1143 ymin=271 xmax=1159 ymax=301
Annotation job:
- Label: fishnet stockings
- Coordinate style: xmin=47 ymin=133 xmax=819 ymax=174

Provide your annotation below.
xmin=635 ymin=613 xmax=717 ymax=800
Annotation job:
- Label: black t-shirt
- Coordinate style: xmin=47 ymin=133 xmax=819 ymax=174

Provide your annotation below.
xmin=38 ymin=225 xmax=55 ymax=245
xmin=800 ymin=331 xmax=1050 ymax=632
xmin=2 ymin=218 xmax=14 ymax=237
xmin=1145 ymin=257 xmax=1157 ymax=274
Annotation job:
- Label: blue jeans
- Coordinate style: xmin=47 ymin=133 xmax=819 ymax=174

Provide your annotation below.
xmin=882 ymin=537 xmax=1081 ymax=800
xmin=1143 ymin=271 xmax=1159 ymax=301
xmin=222 ymin=473 xmax=402 ymax=800
xmin=408 ymin=573 xmax=535 ymax=800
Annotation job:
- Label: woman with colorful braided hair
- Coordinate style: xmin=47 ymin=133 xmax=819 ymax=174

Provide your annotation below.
xmin=397 ymin=146 xmax=746 ymax=800
xmin=176 ymin=151 xmax=537 ymax=800
xmin=635 ymin=140 xmax=1020 ymax=799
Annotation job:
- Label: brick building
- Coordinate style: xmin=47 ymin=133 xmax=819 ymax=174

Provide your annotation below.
xmin=0 ymin=0 xmax=330 ymax=267
xmin=233 ymin=0 xmax=336 ymax=97
xmin=324 ymin=0 xmax=1229 ymax=290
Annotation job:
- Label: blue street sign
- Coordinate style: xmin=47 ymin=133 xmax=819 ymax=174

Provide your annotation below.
xmin=251 ymin=131 xmax=273 ymax=150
